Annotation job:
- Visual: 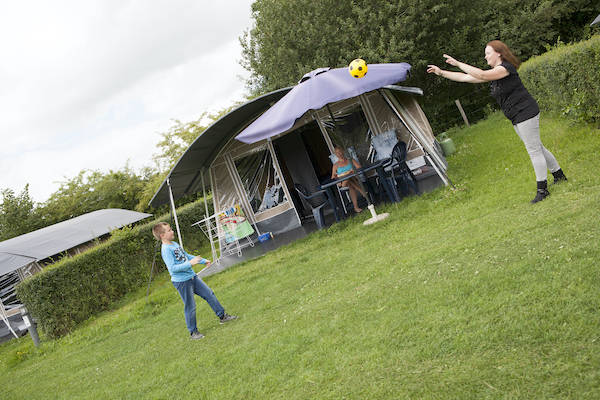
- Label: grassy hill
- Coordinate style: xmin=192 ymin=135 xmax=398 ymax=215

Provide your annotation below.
xmin=1 ymin=112 xmax=599 ymax=399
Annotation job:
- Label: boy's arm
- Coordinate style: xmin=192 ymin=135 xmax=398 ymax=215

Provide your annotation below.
xmin=162 ymin=248 xmax=193 ymax=273
xmin=183 ymin=249 xmax=208 ymax=264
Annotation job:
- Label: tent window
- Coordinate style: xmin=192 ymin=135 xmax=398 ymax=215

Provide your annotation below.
xmin=233 ymin=146 xmax=288 ymax=214
xmin=321 ymin=103 xmax=371 ymax=164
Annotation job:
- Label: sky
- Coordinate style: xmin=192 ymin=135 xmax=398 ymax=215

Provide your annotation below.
xmin=0 ymin=0 xmax=255 ymax=202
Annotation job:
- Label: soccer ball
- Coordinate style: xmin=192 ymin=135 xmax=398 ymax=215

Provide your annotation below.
xmin=349 ymin=58 xmax=368 ymax=78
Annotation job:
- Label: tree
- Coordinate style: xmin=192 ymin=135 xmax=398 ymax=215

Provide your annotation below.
xmin=139 ymin=105 xmax=241 ymax=212
xmin=0 ymin=185 xmax=41 ymax=241
xmin=240 ymin=0 xmax=597 ymax=131
xmin=152 ymin=106 xmax=240 ymax=172
xmin=40 ymin=164 xmax=151 ymax=224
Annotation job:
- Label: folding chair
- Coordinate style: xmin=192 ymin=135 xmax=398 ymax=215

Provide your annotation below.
xmin=370 ymin=130 xmax=418 ymax=200
xmin=294 ymin=183 xmax=331 ymax=229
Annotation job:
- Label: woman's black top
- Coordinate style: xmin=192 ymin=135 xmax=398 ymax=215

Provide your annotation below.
xmin=490 ymin=61 xmax=539 ymax=125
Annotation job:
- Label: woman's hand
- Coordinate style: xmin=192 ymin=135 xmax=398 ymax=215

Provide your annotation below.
xmin=426 ymin=65 xmax=442 ymax=75
xmin=443 ymin=54 xmax=459 ymax=66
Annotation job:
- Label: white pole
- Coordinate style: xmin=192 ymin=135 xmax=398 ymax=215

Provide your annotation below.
xmin=167 ymin=178 xmax=184 ymax=251
xmin=201 ymin=170 xmax=217 ymax=262
xmin=379 ymin=90 xmax=451 ymax=187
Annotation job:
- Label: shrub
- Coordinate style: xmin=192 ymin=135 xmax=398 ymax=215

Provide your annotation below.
xmin=520 ymin=35 xmax=600 ymax=124
xmin=16 ymin=198 xmax=212 ymax=338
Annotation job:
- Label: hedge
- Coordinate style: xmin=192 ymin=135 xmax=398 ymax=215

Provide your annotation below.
xmin=520 ymin=35 xmax=600 ymax=124
xmin=16 ymin=198 xmax=213 ymax=338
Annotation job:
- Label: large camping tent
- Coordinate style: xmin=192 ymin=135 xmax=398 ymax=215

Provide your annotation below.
xmin=0 ymin=208 xmax=151 ymax=339
xmin=150 ymin=64 xmax=448 ymax=263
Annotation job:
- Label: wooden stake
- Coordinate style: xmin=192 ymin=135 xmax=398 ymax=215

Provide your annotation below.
xmin=455 ymin=99 xmax=470 ymax=127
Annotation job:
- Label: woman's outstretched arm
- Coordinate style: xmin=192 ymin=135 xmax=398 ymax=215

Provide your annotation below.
xmin=442 ymin=54 xmax=508 ymax=81
xmin=427 ymin=64 xmax=485 ymax=83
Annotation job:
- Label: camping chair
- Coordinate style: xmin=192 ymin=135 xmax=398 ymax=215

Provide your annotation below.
xmin=370 ymin=130 xmax=401 ymax=201
xmin=294 ymin=183 xmax=330 ymax=229
xmin=390 ymin=141 xmax=419 ymax=198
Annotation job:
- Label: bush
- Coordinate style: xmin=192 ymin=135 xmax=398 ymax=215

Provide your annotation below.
xmin=520 ymin=35 xmax=600 ymax=124
xmin=16 ymin=198 xmax=212 ymax=338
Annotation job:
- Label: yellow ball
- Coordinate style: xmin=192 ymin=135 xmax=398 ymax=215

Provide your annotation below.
xmin=349 ymin=58 xmax=368 ymax=78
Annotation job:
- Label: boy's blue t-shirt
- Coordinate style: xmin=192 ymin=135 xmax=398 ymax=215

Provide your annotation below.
xmin=161 ymin=241 xmax=207 ymax=282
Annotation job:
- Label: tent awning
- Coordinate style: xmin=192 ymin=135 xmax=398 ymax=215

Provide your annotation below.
xmin=149 ymin=87 xmax=292 ymax=208
xmin=0 ymin=209 xmax=151 ymax=275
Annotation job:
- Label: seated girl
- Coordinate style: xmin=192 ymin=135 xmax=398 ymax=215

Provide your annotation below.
xmin=330 ymin=146 xmax=368 ymax=213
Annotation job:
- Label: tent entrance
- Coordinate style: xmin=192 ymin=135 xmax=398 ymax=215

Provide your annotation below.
xmin=273 ymin=120 xmax=331 ymax=220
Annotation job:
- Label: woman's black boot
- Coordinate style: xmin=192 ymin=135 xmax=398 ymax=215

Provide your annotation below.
xmin=552 ymin=169 xmax=568 ymax=184
xmin=531 ymin=180 xmax=550 ymax=204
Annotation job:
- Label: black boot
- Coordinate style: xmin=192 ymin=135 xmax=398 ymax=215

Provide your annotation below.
xmin=552 ymin=169 xmax=568 ymax=184
xmin=531 ymin=180 xmax=550 ymax=204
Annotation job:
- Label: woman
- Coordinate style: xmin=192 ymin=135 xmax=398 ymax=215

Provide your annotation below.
xmin=426 ymin=40 xmax=567 ymax=203
xmin=331 ymin=146 xmax=368 ymax=213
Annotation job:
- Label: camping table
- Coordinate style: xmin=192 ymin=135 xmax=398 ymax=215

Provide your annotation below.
xmin=319 ymin=158 xmax=396 ymax=221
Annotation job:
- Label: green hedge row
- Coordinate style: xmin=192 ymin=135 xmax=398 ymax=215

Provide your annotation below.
xmin=16 ymin=199 xmax=213 ymax=338
xmin=520 ymin=35 xmax=600 ymax=124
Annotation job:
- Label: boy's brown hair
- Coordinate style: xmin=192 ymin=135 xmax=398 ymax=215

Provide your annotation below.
xmin=152 ymin=222 xmax=169 ymax=241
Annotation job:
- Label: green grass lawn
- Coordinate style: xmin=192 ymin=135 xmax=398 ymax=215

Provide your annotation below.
xmin=1 ymin=112 xmax=599 ymax=399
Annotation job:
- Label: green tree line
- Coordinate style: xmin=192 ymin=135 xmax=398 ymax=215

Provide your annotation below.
xmin=0 ymin=108 xmax=234 ymax=242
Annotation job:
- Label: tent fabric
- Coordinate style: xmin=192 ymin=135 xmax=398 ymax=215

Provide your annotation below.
xmin=591 ymin=14 xmax=600 ymax=26
xmin=0 ymin=209 xmax=151 ymax=275
xmin=149 ymin=88 xmax=292 ymax=208
xmin=235 ymin=63 xmax=412 ymax=144
xmin=0 ymin=253 xmax=36 ymax=276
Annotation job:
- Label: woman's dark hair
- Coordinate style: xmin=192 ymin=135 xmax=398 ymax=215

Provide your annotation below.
xmin=487 ymin=40 xmax=521 ymax=68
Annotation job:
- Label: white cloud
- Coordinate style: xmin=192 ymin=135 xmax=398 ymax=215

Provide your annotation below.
xmin=0 ymin=0 xmax=254 ymax=201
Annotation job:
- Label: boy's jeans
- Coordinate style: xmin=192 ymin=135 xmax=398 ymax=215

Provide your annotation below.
xmin=173 ymin=276 xmax=225 ymax=333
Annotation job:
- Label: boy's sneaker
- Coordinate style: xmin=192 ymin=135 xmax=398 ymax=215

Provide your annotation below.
xmin=220 ymin=313 xmax=238 ymax=324
xmin=190 ymin=331 xmax=205 ymax=340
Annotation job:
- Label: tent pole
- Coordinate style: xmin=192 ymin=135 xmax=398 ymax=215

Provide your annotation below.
xmin=381 ymin=89 xmax=448 ymax=173
xmin=224 ymin=154 xmax=262 ymax=236
xmin=267 ymin=138 xmax=301 ymax=226
xmin=326 ymin=105 xmax=340 ymax=133
xmin=201 ymin=170 xmax=217 ymax=262
xmin=313 ymin=111 xmax=335 ymax=153
xmin=358 ymin=94 xmax=382 ymax=135
xmin=167 ymin=178 xmax=185 ymax=250
xmin=209 ymin=167 xmax=224 ymax=260
xmin=379 ymin=89 xmax=452 ymax=187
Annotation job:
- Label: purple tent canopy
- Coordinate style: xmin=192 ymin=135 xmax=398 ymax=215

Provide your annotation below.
xmin=236 ymin=63 xmax=411 ymax=144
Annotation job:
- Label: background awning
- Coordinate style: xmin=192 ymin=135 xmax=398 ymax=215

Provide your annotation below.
xmin=149 ymin=87 xmax=292 ymax=208
xmin=0 ymin=209 xmax=152 ymax=275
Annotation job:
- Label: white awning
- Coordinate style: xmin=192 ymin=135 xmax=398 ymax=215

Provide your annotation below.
xmin=0 ymin=209 xmax=151 ymax=275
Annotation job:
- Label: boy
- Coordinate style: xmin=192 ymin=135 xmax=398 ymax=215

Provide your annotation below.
xmin=152 ymin=222 xmax=237 ymax=339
